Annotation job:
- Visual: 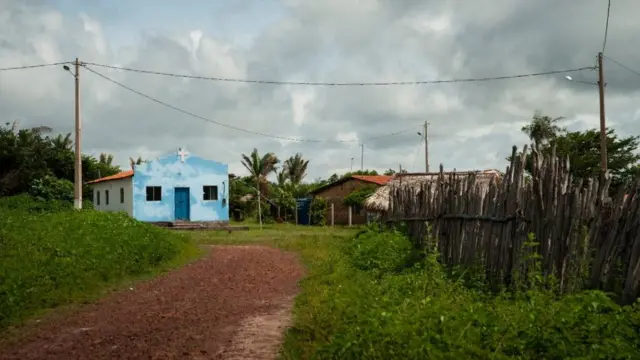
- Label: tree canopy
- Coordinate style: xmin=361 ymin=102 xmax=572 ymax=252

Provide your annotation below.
xmin=518 ymin=113 xmax=640 ymax=190
xmin=0 ymin=123 xmax=121 ymax=200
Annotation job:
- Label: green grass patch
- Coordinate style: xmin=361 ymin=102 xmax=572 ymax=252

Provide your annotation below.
xmin=0 ymin=197 xmax=202 ymax=331
xmin=193 ymin=223 xmax=640 ymax=359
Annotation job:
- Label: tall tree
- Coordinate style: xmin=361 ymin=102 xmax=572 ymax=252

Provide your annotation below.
xmin=519 ymin=113 xmax=640 ymax=191
xmin=0 ymin=123 xmax=119 ymax=199
xmin=284 ymin=153 xmax=309 ymax=185
xmin=49 ymin=133 xmax=73 ymax=151
xmin=555 ymin=128 xmax=640 ymax=189
xmin=521 ymin=112 xmax=566 ymax=149
xmin=129 ymin=156 xmax=145 ymax=170
xmin=276 ymin=170 xmax=288 ymax=188
xmin=241 ymin=148 xmax=279 ymax=197
xmin=99 ymin=153 xmax=114 ymax=166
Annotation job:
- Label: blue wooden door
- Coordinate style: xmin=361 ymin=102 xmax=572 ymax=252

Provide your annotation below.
xmin=174 ymin=187 xmax=190 ymax=221
xmin=296 ymin=198 xmax=312 ymax=225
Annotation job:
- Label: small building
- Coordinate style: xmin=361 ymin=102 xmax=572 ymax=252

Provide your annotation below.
xmin=310 ymin=175 xmax=393 ymax=225
xmin=86 ymin=148 xmax=229 ymax=223
xmin=364 ymin=170 xmax=503 ymax=215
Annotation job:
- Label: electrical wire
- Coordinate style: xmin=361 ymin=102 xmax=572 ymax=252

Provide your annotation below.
xmin=83 ymin=65 xmax=416 ymax=143
xmin=0 ymin=61 xmax=71 ymax=72
xmin=83 ymin=61 xmax=595 ymax=86
xmin=604 ymin=55 xmax=640 ymax=77
xmin=602 ymin=0 xmax=612 ymax=53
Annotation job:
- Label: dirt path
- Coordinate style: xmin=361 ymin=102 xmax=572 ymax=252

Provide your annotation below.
xmin=0 ymin=245 xmax=304 ymax=360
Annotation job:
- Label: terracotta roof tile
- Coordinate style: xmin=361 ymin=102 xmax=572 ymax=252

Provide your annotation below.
xmin=86 ymin=170 xmax=134 ymax=185
xmin=351 ymin=175 xmax=393 ymax=186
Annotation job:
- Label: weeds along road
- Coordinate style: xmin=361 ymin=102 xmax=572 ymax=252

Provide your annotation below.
xmin=0 ymin=245 xmax=304 ymax=360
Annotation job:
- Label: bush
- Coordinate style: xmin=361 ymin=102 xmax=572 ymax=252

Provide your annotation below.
xmin=343 ymin=227 xmax=414 ymax=274
xmin=28 ymin=175 xmax=74 ymax=202
xmin=0 ymin=197 xmax=196 ymax=329
xmin=282 ymin=229 xmax=640 ymax=359
xmin=310 ymin=197 xmax=327 ymax=225
xmin=342 ymin=185 xmax=376 ymax=212
xmin=0 ymin=194 xmax=94 ymax=212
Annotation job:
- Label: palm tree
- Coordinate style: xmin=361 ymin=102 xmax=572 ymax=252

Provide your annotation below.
xmin=9 ymin=119 xmax=53 ymax=136
xmin=521 ymin=112 xmax=566 ymax=149
xmin=276 ymin=170 xmax=288 ymax=188
xmin=99 ymin=153 xmax=114 ymax=166
xmin=129 ymin=156 xmax=144 ymax=170
xmin=241 ymin=148 xmax=279 ymax=196
xmin=284 ymin=153 xmax=309 ymax=185
xmin=50 ymin=133 xmax=73 ymax=150
xmin=241 ymin=149 xmax=279 ymax=228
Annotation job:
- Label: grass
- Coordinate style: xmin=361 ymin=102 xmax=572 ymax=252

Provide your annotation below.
xmin=0 ymin=196 xmax=202 ymax=331
xmin=4 ymin=201 xmax=639 ymax=358
xmin=193 ymin=223 xmax=640 ymax=359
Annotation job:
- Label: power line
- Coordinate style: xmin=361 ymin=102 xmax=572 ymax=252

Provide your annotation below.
xmin=602 ymin=0 xmax=612 ymax=53
xmin=0 ymin=61 xmax=71 ymax=72
xmin=83 ymin=61 xmax=595 ymax=86
xmin=411 ymin=137 xmax=424 ymax=172
xmin=83 ymin=65 xmax=415 ymax=143
xmin=603 ymin=55 xmax=640 ymax=77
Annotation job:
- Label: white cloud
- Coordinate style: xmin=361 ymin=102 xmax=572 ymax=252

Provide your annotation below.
xmin=2 ymin=0 xmax=640 ymax=182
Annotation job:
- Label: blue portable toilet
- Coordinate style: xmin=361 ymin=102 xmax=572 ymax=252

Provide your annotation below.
xmin=295 ymin=198 xmax=312 ymax=225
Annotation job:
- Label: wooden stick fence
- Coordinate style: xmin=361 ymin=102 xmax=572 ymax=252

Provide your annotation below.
xmin=387 ymin=145 xmax=640 ymax=303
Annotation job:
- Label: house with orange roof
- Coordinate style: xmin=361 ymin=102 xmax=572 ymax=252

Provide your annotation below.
xmin=309 ymin=174 xmax=393 ymax=225
xmin=86 ymin=148 xmax=229 ymax=223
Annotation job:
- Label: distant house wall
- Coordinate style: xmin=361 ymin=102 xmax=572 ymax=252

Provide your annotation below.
xmin=131 ymin=154 xmax=229 ymax=222
xmin=90 ymin=177 xmax=133 ymax=216
xmin=313 ymin=178 xmax=380 ymax=225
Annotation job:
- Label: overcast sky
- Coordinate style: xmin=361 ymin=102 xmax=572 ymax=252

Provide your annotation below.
xmin=2 ymin=0 xmax=640 ymax=181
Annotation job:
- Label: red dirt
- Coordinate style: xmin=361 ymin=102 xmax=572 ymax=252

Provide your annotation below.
xmin=0 ymin=245 xmax=304 ymax=360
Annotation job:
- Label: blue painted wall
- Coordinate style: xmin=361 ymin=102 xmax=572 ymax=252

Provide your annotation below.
xmin=132 ymin=151 xmax=229 ymax=222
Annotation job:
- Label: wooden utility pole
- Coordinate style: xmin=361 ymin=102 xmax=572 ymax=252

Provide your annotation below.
xmin=423 ymin=121 xmax=430 ymax=173
xmin=256 ymin=181 xmax=263 ymax=230
xmin=597 ymin=52 xmax=608 ymax=172
xmin=74 ymin=58 xmax=83 ymax=210
xmin=360 ymin=144 xmax=364 ymax=171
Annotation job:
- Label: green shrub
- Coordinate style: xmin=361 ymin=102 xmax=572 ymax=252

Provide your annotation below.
xmin=342 ymin=185 xmax=376 ymax=212
xmin=310 ymin=197 xmax=327 ymax=225
xmin=0 ymin=194 xmax=94 ymax=213
xmin=343 ymin=227 xmax=415 ymax=274
xmin=0 ymin=199 xmax=196 ymax=329
xmin=282 ymin=229 xmax=640 ymax=360
xmin=28 ymin=175 xmax=74 ymax=202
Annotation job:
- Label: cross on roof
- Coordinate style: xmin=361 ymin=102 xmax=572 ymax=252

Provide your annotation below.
xmin=177 ymin=148 xmax=189 ymax=163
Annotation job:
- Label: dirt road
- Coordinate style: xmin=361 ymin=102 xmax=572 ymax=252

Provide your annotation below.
xmin=0 ymin=245 xmax=304 ymax=360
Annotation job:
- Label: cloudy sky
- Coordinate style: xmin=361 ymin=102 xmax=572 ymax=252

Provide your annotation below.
xmin=2 ymin=0 xmax=639 ymax=181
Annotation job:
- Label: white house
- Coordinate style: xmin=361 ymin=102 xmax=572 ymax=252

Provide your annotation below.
xmin=87 ymin=170 xmax=135 ymax=216
xmin=86 ymin=149 xmax=229 ymax=222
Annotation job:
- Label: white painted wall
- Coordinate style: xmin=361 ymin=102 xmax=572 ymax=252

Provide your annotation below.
xmin=90 ymin=177 xmax=133 ymax=216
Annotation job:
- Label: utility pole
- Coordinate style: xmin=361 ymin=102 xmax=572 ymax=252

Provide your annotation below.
xmin=350 ymin=157 xmax=354 ymax=171
xmin=423 ymin=121 xmax=429 ymax=173
xmin=597 ymin=52 xmax=608 ymax=172
xmin=360 ymin=144 xmax=364 ymax=171
xmin=256 ymin=183 xmax=262 ymax=230
xmin=73 ymin=58 xmax=82 ymax=209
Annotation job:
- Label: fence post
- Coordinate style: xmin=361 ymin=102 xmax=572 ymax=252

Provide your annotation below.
xmin=348 ymin=206 xmax=352 ymax=227
xmin=331 ymin=203 xmax=335 ymax=227
xmin=294 ymin=202 xmax=298 ymax=225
